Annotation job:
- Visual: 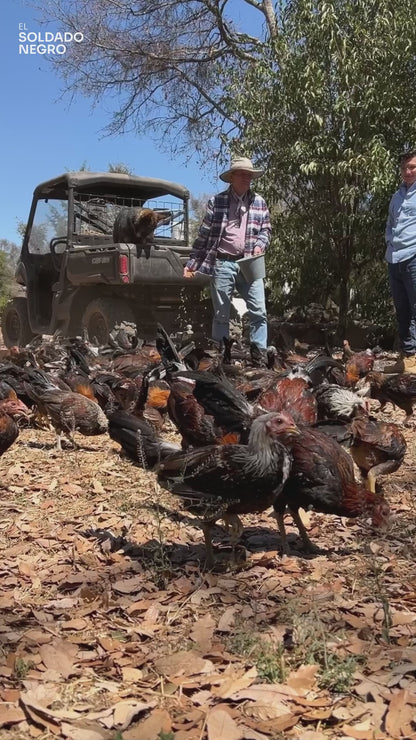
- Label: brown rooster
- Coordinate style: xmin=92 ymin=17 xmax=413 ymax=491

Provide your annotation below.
xmin=342 ymin=340 xmax=375 ymax=386
xmin=26 ymin=386 xmax=108 ymax=450
xmin=0 ymin=397 xmax=31 ymax=457
xmin=273 ymin=424 xmax=390 ymax=554
xmin=314 ymin=411 xmax=406 ymax=493
xmin=359 ymin=371 xmax=416 ymax=425
xmin=111 ymin=344 xmax=161 ymax=375
xmin=167 ymin=379 xmax=221 ymax=448
xmin=177 ymin=369 xmax=256 ymax=443
xmin=258 ymin=376 xmax=317 ymax=425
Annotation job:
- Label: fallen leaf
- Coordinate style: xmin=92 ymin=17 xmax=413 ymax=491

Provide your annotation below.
xmin=190 ymin=614 xmax=215 ymax=652
xmin=287 ymin=664 xmax=319 ymax=692
xmin=113 ymin=700 xmax=154 ymax=731
xmin=217 ymin=606 xmax=238 ymax=633
xmin=61 ymin=619 xmax=89 ymax=631
xmin=207 ymin=708 xmax=243 ymax=740
xmin=60 ymin=722 xmax=110 ymax=739
xmin=390 ymin=612 xmax=416 ymax=626
xmin=122 ymin=666 xmax=143 ymax=682
xmin=112 ymin=576 xmax=144 ymax=594
xmin=92 ymin=479 xmax=105 ymax=494
xmin=385 ymin=689 xmax=413 ymax=739
xmin=0 ymin=705 xmax=26 ymax=726
xmin=123 ymin=708 xmax=171 ymax=739
xmin=232 ymin=684 xmax=300 ymax=703
xmin=340 ymin=724 xmax=376 ymax=740
xmin=39 ymin=639 xmax=79 ymax=679
xmin=153 ymin=650 xmax=214 ymax=677
xmin=213 ymin=667 xmax=257 ymax=699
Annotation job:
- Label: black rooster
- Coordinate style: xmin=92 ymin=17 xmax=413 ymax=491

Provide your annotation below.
xmin=109 ymin=409 xmax=299 ymax=567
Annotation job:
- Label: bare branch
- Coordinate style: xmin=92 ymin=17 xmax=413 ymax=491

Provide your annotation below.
xmin=34 ymin=0 xmax=271 ymax=155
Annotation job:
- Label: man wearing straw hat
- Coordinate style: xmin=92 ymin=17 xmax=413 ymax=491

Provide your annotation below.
xmin=184 ymin=156 xmax=271 ymax=361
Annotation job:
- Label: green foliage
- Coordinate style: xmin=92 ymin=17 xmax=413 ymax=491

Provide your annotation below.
xmin=14 ymin=657 xmax=34 ymax=680
xmin=229 ymin=631 xmax=285 ymax=683
xmin=0 ymin=246 xmax=17 ymax=309
xmin=108 ymin=162 xmax=134 ymax=174
xmin=227 ymin=0 xmax=416 ymax=332
xmin=189 ymin=193 xmax=212 ymax=243
xmin=33 ymin=0 xmax=416 ymax=334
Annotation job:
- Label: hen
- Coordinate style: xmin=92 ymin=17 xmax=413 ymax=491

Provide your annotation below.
xmin=359 ymin=371 xmax=416 ymax=425
xmin=167 ymin=379 xmax=223 ymax=448
xmin=315 ymin=411 xmax=406 ymax=493
xmin=26 ymin=386 xmax=109 ymax=449
xmin=272 ymin=424 xmax=390 ymax=554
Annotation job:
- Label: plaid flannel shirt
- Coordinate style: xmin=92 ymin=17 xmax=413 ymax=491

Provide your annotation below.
xmin=186 ymin=188 xmax=271 ymax=275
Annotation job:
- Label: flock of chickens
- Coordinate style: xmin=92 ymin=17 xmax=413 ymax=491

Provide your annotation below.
xmin=1 ymin=325 xmax=415 ymax=568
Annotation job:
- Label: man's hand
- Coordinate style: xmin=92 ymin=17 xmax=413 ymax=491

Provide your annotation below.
xmin=253 ymin=247 xmax=263 ymax=256
xmin=183 ymin=267 xmax=195 ymax=278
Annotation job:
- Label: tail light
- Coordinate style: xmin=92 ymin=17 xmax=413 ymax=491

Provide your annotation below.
xmin=119 ymin=254 xmax=130 ymax=283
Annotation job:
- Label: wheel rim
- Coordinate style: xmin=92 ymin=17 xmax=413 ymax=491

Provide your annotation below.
xmin=87 ymin=312 xmax=108 ymax=345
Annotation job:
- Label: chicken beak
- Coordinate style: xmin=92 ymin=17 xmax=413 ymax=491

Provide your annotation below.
xmin=286 ymin=426 xmax=301 ymax=436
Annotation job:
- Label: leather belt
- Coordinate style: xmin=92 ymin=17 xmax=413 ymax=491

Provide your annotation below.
xmin=217 ymin=253 xmax=244 ymax=262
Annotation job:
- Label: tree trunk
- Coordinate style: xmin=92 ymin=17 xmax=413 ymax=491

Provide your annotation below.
xmin=336 ymin=235 xmax=353 ymax=342
xmin=337 ymin=272 xmax=349 ymax=342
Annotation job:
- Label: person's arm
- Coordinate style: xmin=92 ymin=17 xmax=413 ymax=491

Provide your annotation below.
xmin=385 ymin=196 xmax=394 ymax=249
xmin=184 ymin=197 xmax=214 ymax=276
xmin=253 ymin=199 xmax=271 ymax=255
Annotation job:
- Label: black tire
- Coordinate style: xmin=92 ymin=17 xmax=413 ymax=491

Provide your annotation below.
xmin=1 ymin=298 xmax=36 ymax=348
xmin=81 ymin=298 xmax=136 ymax=345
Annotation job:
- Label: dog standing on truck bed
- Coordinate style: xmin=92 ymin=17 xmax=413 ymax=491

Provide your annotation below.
xmin=113 ymin=207 xmax=167 ymax=247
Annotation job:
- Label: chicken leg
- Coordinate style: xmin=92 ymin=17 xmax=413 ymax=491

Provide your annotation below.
xmin=275 ymin=509 xmax=318 ymax=555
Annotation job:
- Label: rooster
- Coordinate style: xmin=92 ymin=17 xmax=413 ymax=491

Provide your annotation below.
xmin=167 ymin=379 xmax=222 ymax=448
xmin=314 ymin=384 xmax=368 ymax=421
xmin=257 ymin=376 xmax=317 ymax=425
xmin=177 ymin=369 xmax=256 ymax=442
xmin=110 ymin=409 xmax=299 ymax=567
xmin=109 ymin=411 xmax=180 ymax=467
xmin=272 ymin=424 xmax=391 ymax=554
xmin=0 ymin=396 xmax=31 ymax=457
xmin=111 ymin=344 xmax=161 ymax=375
xmin=342 ymin=340 xmax=375 ymax=386
xmin=315 ymin=411 xmax=406 ymax=493
xmin=358 ymin=371 xmax=416 ymax=425
xmin=157 ymin=411 xmax=299 ymax=567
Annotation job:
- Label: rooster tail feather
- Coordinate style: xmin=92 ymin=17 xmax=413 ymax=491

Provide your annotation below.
xmin=304 ymin=354 xmax=344 ymax=375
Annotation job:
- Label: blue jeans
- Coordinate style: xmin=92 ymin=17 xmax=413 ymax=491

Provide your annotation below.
xmin=210 ymin=259 xmax=268 ymax=348
xmin=388 ymin=255 xmax=416 ymax=355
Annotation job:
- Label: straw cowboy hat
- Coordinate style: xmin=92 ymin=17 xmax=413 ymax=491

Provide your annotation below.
xmin=219 ymin=156 xmax=264 ymax=183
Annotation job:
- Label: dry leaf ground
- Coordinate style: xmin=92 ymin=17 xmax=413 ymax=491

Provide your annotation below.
xmin=0 ymin=398 xmax=416 ymax=739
